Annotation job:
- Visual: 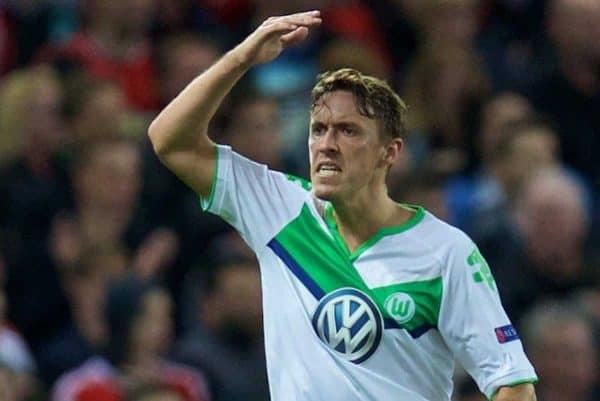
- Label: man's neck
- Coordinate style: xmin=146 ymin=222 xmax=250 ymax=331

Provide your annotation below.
xmin=331 ymin=189 xmax=413 ymax=253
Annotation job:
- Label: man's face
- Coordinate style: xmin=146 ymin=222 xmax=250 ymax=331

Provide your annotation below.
xmin=309 ymin=91 xmax=390 ymax=202
xmin=77 ymin=143 xmax=141 ymax=211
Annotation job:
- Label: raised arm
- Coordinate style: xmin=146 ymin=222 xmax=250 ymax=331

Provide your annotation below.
xmin=148 ymin=11 xmax=322 ymax=197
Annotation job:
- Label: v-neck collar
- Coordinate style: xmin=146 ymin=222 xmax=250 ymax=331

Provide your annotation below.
xmin=323 ymin=203 xmax=425 ymax=262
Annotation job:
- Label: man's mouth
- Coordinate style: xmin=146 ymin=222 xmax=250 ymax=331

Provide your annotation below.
xmin=316 ymin=163 xmax=341 ymax=177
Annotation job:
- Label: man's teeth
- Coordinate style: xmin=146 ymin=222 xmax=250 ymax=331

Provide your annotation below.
xmin=317 ymin=165 xmax=340 ymax=176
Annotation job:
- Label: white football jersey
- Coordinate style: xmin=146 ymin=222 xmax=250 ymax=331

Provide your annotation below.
xmin=200 ymin=145 xmax=537 ymax=401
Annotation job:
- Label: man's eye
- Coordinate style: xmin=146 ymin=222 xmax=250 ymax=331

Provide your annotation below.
xmin=312 ymin=126 xmax=325 ymax=136
xmin=341 ymin=127 xmax=355 ymax=136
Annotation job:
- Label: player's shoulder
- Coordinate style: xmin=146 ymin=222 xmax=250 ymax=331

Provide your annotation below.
xmin=283 ymin=173 xmax=313 ymax=192
xmin=409 ymin=209 xmax=474 ymax=258
xmin=226 ymin=145 xmax=313 ymax=198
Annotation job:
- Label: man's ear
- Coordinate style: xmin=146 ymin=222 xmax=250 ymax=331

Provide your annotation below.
xmin=382 ymin=138 xmax=403 ymax=166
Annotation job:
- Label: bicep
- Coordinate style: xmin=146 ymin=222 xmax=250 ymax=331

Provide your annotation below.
xmin=493 ymin=383 xmax=537 ymax=401
xmin=156 ymin=143 xmax=217 ymax=198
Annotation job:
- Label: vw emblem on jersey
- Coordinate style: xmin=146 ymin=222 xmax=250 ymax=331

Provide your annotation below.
xmin=312 ymin=288 xmax=383 ymax=364
xmin=384 ymin=292 xmax=416 ymax=324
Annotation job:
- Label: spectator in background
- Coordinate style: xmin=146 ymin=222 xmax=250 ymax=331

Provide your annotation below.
xmin=53 ymin=139 xmax=143 ymax=259
xmin=413 ymin=0 xmax=479 ymax=48
xmin=49 ymin=137 xmax=181 ymax=277
xmin=37 ymin=0 xmax=161 ymax=111
xmin=36 ymin=245 xmax=124 ymax=385
xmin=0 ymin=0 xmax=66 ymax=68
xmin=500 ymin=167 xmax=594 ymax=321
xmin=0 ymin=66 xmax=66 ymax=212
xmin=175 ymin=234 xmax=268 ymax=401
xmin=0 ymin=64 xmax=72 ymax=350
xmin=394 ymin=171 xmax=449 ymax=223
xmin=476 ymin=92 xmax=534 ymax=169
xmin=221 ymin=91 xmax=286 ymax=170
xmin=403 ymin=44 xmax=489 ymax=174
xmin=318 ymin=38 xmax=392 ymax=83
xmin=521 ymin=301 xmax=598 ymax=401
xmin=320 ymin=0 xmax=392 ymax=75
xmin=52 ymin=276 xmax=210 ymax=401
xmin=64 ymin=75 xmax=132 ymax=146
xmin=126 ymin=383 xmax=186 ymax=401
xmin=157 ymin=33 xmax=221 ymax=106
xmin=524 ymin=0 xmax=600 ymax=184
xmin=477 ymin=0 xmax=547 ymax=89
xmin=447 ymin=117 xmax=559 ymax=238
xmin=0 ymin=252 xmax=39 ymax=401
xmin=0 ymin=64 xmax=69 ymax=226
xmin=142 ymin=34 xmax=225 ymax=276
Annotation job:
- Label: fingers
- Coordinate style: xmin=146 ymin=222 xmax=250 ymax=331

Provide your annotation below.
xmin=280 ymin=27 xmax=310 ymax=47
xmin=262 ymin=10 xmax=321 ymax=29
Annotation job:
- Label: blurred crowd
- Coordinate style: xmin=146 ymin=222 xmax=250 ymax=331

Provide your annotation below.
xmin=0 ymin=0 xmax=599 ymax=400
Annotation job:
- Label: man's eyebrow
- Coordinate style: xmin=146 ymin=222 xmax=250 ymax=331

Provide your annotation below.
xmin=334 ymin=121 xmax=361 ymax=128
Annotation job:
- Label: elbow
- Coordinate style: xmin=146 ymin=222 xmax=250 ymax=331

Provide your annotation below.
xmin=147 ymin=119 xmax=169 ymax=158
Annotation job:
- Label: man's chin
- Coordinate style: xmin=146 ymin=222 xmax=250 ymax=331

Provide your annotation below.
xmin=312 ymin=184 xmax=339 ymax=201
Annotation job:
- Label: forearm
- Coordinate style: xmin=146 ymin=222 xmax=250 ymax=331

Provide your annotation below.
xmin=146 ymin=11 xmax=319 ymax=195
xmin=493 ymin=383 xmax=537 ymax=401
xmin=148 ymin=47 xmax=250 ymax=156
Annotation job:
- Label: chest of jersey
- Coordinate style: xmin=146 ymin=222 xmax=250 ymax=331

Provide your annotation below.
xmin=267 ymin=203 xmax=443 ymax=364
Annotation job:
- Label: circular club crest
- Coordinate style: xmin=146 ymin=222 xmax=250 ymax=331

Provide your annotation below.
xmin=384 ymin=292 xmax=416 ymax=324
xmin=312 ymin=288 xmax=383 ymax=364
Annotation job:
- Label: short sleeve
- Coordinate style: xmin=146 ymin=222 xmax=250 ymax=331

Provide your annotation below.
xmin=438 ymin=231 xmax=538 ymax=399
xmin=199 ymin=145 xmax=310 ymax=252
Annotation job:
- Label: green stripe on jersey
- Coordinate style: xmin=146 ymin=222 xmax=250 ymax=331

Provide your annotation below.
xmin=371 ymin=278 xmax=442 ymax=331
xmin=285 ymin=174 xmax=312 ymax=191
xmin=276 ymin=204 xmax=368 ymax=294
xmin=275 ymin=204 xmax=441 ymax=331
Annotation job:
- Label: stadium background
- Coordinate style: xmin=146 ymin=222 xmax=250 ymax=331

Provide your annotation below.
xmin=0 ymin=0 xmax=598 ymax=400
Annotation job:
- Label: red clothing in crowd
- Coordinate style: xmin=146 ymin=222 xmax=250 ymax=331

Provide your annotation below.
xmin=52 ymin=357 xmax=210 ymax=401
xmin=37 ymin=32 xmax=160 ymax=111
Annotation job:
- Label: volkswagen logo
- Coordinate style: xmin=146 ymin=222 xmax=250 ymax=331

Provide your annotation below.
xmin=312 ymin=288 xmax=383 ymax=364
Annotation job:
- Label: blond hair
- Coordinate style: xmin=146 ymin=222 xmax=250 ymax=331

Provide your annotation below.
xmin=311 ymin=68 xmax=407 ymax=140
xmin=0 ymin=65 xmax=61 ymax=165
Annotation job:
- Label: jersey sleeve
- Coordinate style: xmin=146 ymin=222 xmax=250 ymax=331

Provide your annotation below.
xmin=438 ymin=231 xmax=538 ymax=399
xmin=199 ymin=145 xmax=309 ymax=252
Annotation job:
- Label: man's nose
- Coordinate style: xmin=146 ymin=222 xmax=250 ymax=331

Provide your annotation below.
xmin=318 ymin=128 xmax=338 ymax=152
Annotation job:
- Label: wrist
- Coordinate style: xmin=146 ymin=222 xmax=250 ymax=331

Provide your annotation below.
xmin=226 ymin=45 xmax=255 ymax=71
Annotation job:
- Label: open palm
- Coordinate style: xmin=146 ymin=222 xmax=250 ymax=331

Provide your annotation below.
xmin=238 ymin=11 xmax=322 ymax=66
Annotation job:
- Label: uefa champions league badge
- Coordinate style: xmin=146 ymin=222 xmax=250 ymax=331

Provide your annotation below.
xmin=495 ymin=324 xmax=519 ymax=344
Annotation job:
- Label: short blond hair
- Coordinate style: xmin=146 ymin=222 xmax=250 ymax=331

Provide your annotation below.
xmin=0 ymin=65 xmax=61 ymax=165
xmin=311 ymin=68 xmax=408 ymax=140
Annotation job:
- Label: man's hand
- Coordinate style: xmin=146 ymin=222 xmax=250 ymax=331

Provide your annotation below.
xmin=494 ymin=383 xmax=537 ymax=401
xmin=235 ymin=10 xmax=322 ymax=67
